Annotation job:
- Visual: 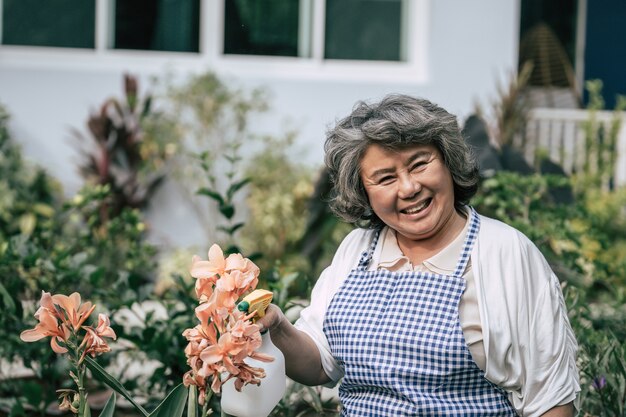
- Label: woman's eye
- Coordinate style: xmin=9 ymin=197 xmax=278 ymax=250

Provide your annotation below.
xmin=410 ymin=161 xmax=426 ymax=171
xmin=378 ymin=176 xmax=394 ymax=184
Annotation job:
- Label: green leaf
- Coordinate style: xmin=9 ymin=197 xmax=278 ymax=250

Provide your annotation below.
xmin=196 ymin=188 xmax=224 ymax=204
xmin=226 ymin=178 xmax=251 ymax=200
xmin=33 ymin=203 xmax=54 ymax=217
xmin=142 ymin=96 xmax=153 ymax=118
xmin=217 ymin=222 xmax=244 ymax=235
xmin=246 ymin=251 xmax=263 ymax=263
xmin=18 ymin=213 xmax=36 ymax=236
xmin=224 ymin=244 xmax=242 ymax=255
xmin=0 ymin=281 xmax=16 ymax=312
xmin=99 ymin=393 xmax=116 ymax=417
xmin=224 ymin=154 xmax=242 ymax=164
xmin=23 ymin=380 xmax=43 ymax=408
xmin=9 ymin=400 xmax=26 ymax=417
xmin=304 ymin=386 xmax=324 ymax=412
xmin=85 ymin=356 xmax=149 ymax=417
xmin=219 ymin=204 xmax=235 ymax=219
xmin=187 ymin=386 xmax=198 ymax=417
xmin=149 ymin=383 xmax=188 ymax=417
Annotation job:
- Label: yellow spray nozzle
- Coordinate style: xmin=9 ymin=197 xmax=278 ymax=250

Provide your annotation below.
xmin=237 ymin=289 xmax=273 ymax=319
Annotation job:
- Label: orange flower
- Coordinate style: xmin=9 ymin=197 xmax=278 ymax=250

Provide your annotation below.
xmin=224 ymin=252 xmax=245 ymax=270
xmin=183 ymin=371 xmax=207 ymax=402
xmin=190 ymin=245 xmax=261 ymax=301
xmin=183 ymin=244 xmax=272 ymax=396
xmin=215 ymin=273 xmax=239 ymax=312
xmin=229 ymin=314 xmax=259 ymax=339
xmin=183 ymin=324 xmax=216 ymax=371
xmin=57 ymin=389 xmax=79 ymax=413
xmin=233 ymin=363 xmax=266 ymax=391
xmin=92 ymin=313 xmax=116 ymax=339
xmin=190 ymin=245 xmax=223 ymax=301
xmin=230 ymin=268 xmax=259 ymax=297
xmin=194 ymin=299 xmax=219 ymax=329
xmin=194 ymin=276 xmax=216 ymax=303
xmin=52 ymin=292 xmax=96 ymax=331
xmin=20 ymin=291 xmax=70 ymax=354
xmin=200 ymin=333 xmax=243 ymax=375
xmin=183 ymin=323 xmax=217 ymax=346
xmin=21 ymin=291 xmax=116 ymax=416
xmin=183 ymin=370 xmax=205 ymax=388
xmin=80 ymin=314 xmax=116 ymax=362
xmin=190 ymin=244 xmax=227 ymax=280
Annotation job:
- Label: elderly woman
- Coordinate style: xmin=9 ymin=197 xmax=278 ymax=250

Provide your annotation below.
xmin=257 ymin=94 xmax=579 ymax=416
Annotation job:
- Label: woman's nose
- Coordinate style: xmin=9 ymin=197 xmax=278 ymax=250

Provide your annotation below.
xmin=398 ymin=173 xmax=420 ymax=199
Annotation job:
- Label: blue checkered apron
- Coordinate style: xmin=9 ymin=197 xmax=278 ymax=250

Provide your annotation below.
xmin=323 ymin=209 xmax=517 ymax=416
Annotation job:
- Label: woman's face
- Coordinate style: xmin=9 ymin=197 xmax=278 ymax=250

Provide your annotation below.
xmin=360 ymin=143 xmax=459 ymax=244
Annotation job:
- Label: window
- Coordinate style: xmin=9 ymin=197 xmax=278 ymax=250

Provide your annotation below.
xmin=0 ymin=0 xmax=425 ymax=83
xmin=325 ymin=0 xmax=405 ymax=61
xmin=2 ymin=0 xmax=95 ymax=48
xmin=223 ymin=0 xmax=408 ymax=62
xmin=113 ymin=0 xmax=200 ymax=52
xmin=224 ymin=0 xmax=304 ymax=57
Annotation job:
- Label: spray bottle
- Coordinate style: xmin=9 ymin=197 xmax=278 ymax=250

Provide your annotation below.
xmin=221 ymin=289 xmax=286 ymax=417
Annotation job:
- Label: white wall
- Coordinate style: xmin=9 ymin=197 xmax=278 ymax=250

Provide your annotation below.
xmin=0 ymin=0 xmax=519 ymax=249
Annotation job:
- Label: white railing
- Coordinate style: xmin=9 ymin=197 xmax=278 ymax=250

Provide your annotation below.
xmin=515 ymin=108 xmax=626 ymax=187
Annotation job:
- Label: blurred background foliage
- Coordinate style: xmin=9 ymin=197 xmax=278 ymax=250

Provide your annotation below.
xmin=1 ymin=70 xmax=625 ymax=416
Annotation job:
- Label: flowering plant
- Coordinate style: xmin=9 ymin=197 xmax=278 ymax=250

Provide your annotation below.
xmin=20 ymin=291 xmax=117 ymax=416
xmin=20 ymin=290 xmax=194 ymax=417
xmin=182 ymin=244 xmax=274 ymax=411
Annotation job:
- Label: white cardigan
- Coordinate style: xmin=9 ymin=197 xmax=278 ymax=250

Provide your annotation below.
xmin=295 ymin=213 xmax=580 ymax=417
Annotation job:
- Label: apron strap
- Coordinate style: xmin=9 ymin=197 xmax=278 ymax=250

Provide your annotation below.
xmin=452 ymin=207 xmax=480 ymax=277
xmin=357 ymin=228 xmax=382 ymax=270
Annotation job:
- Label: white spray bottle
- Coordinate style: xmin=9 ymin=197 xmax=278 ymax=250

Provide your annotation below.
xmin=221 ymin=289 xmax=286 ymax=417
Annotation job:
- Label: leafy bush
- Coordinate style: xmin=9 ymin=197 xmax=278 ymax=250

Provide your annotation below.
xmin=240 ymin=133 xmax=316 ymax=282
xmin=0 ymin=104 xmax=161 ymax=414
xmin=472 ymin=171 xmax=626 ymax=415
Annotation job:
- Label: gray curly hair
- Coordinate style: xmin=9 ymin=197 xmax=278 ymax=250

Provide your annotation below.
xmin=324 ymin=94 xmax=479 ymax=228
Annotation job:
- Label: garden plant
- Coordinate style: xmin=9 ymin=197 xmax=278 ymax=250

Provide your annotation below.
xmin=1 ymin=70 xmax=625 ymax=416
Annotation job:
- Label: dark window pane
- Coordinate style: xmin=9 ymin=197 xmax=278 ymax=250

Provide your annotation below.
xmin=2 ymin=0 xmax=95 ymax=48
xmin=114 ymin=0 xmax=200 ymax=52
xmin=325 ymin=0 xmax=403 ymax=61
xmin=519 ymin=0 xmax=577 ymax=88
xmin=519 ymin=0 xmax=577 ymax=68
xmin=224 ymin=0 xmax=300 ymax=56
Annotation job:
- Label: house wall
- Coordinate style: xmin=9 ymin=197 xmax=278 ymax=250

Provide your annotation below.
xmin=0 ymin=0 xmax=519 ymax=248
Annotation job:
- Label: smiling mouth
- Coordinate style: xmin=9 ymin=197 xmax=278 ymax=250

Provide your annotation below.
xmin=401 ymin=198 xmax=432 ymax=215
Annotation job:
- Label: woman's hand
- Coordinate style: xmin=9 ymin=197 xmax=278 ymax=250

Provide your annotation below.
xmin=255 ymin=304 xmax=288 ymax=335
xmin=254 ymin=304 xmax=331 ymax=386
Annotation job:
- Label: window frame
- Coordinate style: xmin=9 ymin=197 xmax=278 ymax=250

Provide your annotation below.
xmin=0 ymin=0 xmax=429 ymax=84
xmin=212 ymin=0 xmax=429 ymax=83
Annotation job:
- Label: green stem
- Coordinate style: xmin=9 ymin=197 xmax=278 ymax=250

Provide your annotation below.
xmin=78 ymin=365 xmax=87 ymax=416
xmin=67 ymin=335 xmax=88 ymax=417
xmin=201 ymin=391 xmax=212 ymax=417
